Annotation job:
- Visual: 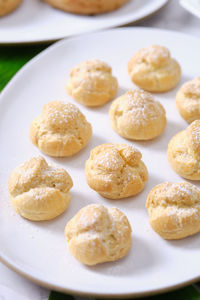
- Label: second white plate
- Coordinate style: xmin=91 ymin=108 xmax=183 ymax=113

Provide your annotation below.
xmin=0 ymin=28 xmax=200 ymax=298
xmin=0 ymin=0 xmax=168 ymax=44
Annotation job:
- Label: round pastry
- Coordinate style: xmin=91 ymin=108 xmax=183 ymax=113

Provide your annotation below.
xmin=128 ymin=45 xmax=181 ymax=92
xmin=0 ymin=0 xmax=22 ymax=17
xmin=146 ymin=182 xmax=200 ymax=240
xmin=30 ymin=101 xmax=92 ymax=157
xmin=8 ymin=156 xmax=73 ymax=221
xmin=85 ymin=143 xmax=148 ymax=199
xmin=109 ymin=89 xmax=166 ymax=140
xmin=65 ymin=204 xmax=132 ymax=265
xmin=167 ymin=120 xmax=200 ymax=180
xmin=45 ymin=0 xmax=129 ymax=15
xmin=176 ymin=77 xmax=200 ymax=123
xmin=66 ymin=60 xmax=118 ymax=107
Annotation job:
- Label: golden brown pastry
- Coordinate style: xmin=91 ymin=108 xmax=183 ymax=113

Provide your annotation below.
xmin=85 ymin=143 xmax=148 ymax=199
xmin=8 ymin=156 xmax=73 ymax=221
xmin=0 ymin=0 xmax=22 ymax=17
xmin=128 ymin=45 xmax=181 ymax=92
xmin=45 ymin=0 xmax=129 ymax=15
xmin=109 ymin=89 xmax=166 ymax=140
xmin=146 ymin=182 xmax=200 ymax=240
xmin=30 ymin=101 xmax=92 ymax=157
xmin=167 ymin=120 xmax=200 ymax=180
xmin=66 ymin=60 xmax=118 ymax=107
xmin=65 ymin=204 xmax=132 ymax=265
xmin=176 ymin=77 xmax=200 ymax=123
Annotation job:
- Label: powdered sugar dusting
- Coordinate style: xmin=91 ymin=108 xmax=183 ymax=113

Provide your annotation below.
xmin=28 ymin=188 xmax=45 ymax=201
xmin=166 ymin=206 xmax=199 ymax=218
xmin=78 ymin=204 xmax=104 ymax=228
xmin=124 ymin=170 xmax=137 ymax=185
xmin=192 ymin=122 xmax=200 ymax=145
xmin=45 ymin=101 xmax=83 ymax=127
xmin=123 ymin=90 xmax=164 ymax=125
xmin=166 ymin=182 xmax=199 ymax=203
xmin=149 ymin=182 xmax=200 ymax=213
xmin=94 ymin=150 xmax=122 ymax=171
xmin=173 ymin=183 xmax=196 ymax=197
xmin=10 ymin=156 xmax=72 ymax=198
xmin=72 ymin=59 xmax=111 ymax=75
xmin=138 ymin=45 xmax=169 ymax=65
xmin=183 ymin=78 xmax=200 ymax=99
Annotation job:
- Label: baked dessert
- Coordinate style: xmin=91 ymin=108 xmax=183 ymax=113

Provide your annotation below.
xmin=66 ymin=60 xmax=118 ymax=107
xmin=8 ymin=156 xmax=73 ymax=221
xmin=128 ymin=45 xmax=181 ymax=92
xmin=176 ymin=77 xmax=200 ymax=123
xmin=0 ymin=0 xmax=22 ymax=17
xmin=167 ymin=120 xmax=200 ymax=180
xmin=45 ymin=0 xmax=130 ymax=15
xmin=85 ymin=143 xmax=148 ymax=199
xmin=65 ymin=204 xmax=132 ymax=265
xmin=109 ymin=89 xmax=166 ymax=140
xmin=146 ymin=182 xmax=200 ymax=240
xmin=30 ymin=101 xmax=92 ymax=157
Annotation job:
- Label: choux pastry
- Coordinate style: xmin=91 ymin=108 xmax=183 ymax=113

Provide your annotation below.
xmin=66 ymin=60 xmax=118 ymax=107
xmin=176 ymin=77 xmax=200 ymax=123
xmin=85 ymin=143 xmax=148 ymax=199
xmin=128 ymin=45 xmax=181 ymax=92
xmin=30 ymin=101 xmax=92 ymax=157
xmin=167 ymin=120 xmax=200 ymax=180
xmin=109 ymin=89 xmax=166 ymax=140
xmin=8 ymin=156 xmax=73 ymax=221
xmin=65 ymin=204 xmax=132 ymax=265
xmin=146 ymin=182 xmax=200 ymax=240
xmin=45 ymin=0 xmax=129 ymax=15
xmin=0 ymin=0 xmax=22 ymax=17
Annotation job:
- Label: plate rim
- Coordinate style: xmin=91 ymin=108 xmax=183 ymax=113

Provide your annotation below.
xmin=0 ymin=254 xmax=199 ymax=298
xmin=1 ymin=27 xmax=200 ymax=298
xmin=180 ymin=0 xmax=200 ymax=18
xmin=0 ymin=0 xmax=168 ymax=45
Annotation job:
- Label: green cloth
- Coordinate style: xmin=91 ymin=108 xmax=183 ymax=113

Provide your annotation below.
xmin=0 ymin=45 xmax=47 ymax=91
xmin=49 ymin=292 xmax=74 ymax=300
xmin=0 ymin=46 xmax=199 ymax=300
xmin=49 ymin=285 xmax=200 ymax=300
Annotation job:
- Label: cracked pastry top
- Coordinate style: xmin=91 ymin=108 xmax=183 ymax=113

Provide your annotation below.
xmin=128 ymin=45 xmax=181 ymax=92
xmin=8 ymin=156 xmax=73 ymax=221
xmin=176 ymin=77 xmax=200 ymax=123
xmin=109 ymin=89 xmax=166 ymax=140
xmin=30 ymin=101 xmax=92 ymax=157
xmin=65 ymin=204 xmax=132 ymax=265
xmin=85 ymin=143 xmax=148 ymax=199
xmin=66 ymin=59 xmax=118 ymax=107
xmin=167 ymin=120 xmax=200 ymax=180
xmin=146 ymin=182 xmax=200 ymax=240
xmin=45 ymin=0 xmax=130 ymax=15
xmin=0 ymin=0 xmax=22 ymax=16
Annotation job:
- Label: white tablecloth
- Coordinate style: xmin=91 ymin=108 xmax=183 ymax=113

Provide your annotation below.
xmin=1 ymin=1 xmax=200 ymax=299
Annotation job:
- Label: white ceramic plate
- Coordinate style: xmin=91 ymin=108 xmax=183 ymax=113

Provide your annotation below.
xmin=180 ymin=0 xmax=200 ymax=18
xmin=0 ymin=0 xmax=168 ymax=44
xmin=0 ymin=262 xmax=49 ymax=300
xmin=0 ymin=28 xmax=200 ymax=298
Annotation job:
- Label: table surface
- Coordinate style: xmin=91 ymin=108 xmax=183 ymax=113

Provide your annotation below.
xmin=0 ymin=1 xmax=200 ymax=299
